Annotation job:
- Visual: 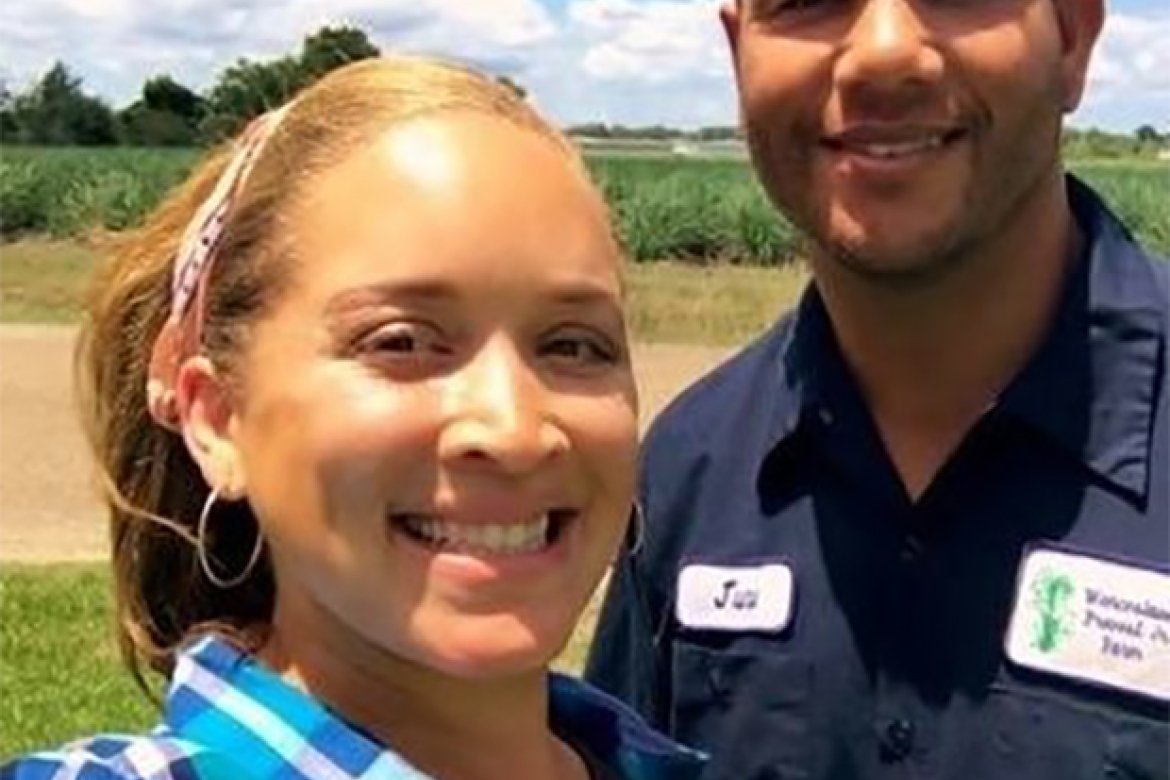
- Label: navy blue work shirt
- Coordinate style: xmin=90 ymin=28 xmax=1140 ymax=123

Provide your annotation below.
xmin=585 ymin=176 xmax=1169 ymax=780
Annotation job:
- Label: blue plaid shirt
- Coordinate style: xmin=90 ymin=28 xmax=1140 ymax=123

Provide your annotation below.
xmin=3 ymin=636 xmax=704 ymax=780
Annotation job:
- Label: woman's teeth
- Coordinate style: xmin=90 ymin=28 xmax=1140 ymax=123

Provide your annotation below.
xmin=395 ymin=513 xmax=559 ymax=555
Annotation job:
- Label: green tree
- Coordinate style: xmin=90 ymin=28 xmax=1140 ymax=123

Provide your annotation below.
xmin=201 ymin=25 xmax=381 ymax=142
xmin=298 ymin=25 xmax=379 ymax=82
xmin=0 ymin=79 xmax=16 ymax=141
xmin=201 ymin=55 xmax=303 ymax=141
xmin=497 ymin=75 xmax=527 ymax=100
xmin=7 ymin=62 xmax=116 ymax=145
xmin=119 ymin=75 xmax=205 ymax=146
xmin=568 ymin=123 xmax=612 ymax=138
xmin=1135 ymin=124 xmax=1160 ymax=144
xmin=142 ymin=75 xmax=205 ymax=121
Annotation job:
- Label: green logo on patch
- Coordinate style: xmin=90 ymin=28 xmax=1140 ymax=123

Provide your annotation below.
xmin=1032 ymin=569 xmax=1075 ymax=653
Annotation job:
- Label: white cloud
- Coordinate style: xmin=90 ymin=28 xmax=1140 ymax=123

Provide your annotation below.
xmin=1073 ymin=10 xmax=1170 ymax=130
xmin=0 ymin=0 xmax=1164 ymax=131
xmin=1088 ymin=12 xmax=1170 ymax=94
xmin=571 ymin=0 xmax=726 ymax=84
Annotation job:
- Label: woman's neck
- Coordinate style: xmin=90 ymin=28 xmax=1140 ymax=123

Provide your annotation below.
xmin=258 ymin=605 xmax=588 ymax=780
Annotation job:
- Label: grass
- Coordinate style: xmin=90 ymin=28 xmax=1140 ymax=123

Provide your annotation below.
xmin=0 ymin=565 xmax=156 ymax=758
xmin=0 ymin=239 xmax=808 ymax=345
xmin=0 ymin=564 xmax=605 ymax=760
xmin=0 ymin=240 xmax=101 ymax=324
xmin=627 ymin=261 xmax=806 ymax=346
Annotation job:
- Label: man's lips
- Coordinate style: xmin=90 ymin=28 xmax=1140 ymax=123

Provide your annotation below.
xmin=821 ymin=124 xmax=969 ymax=159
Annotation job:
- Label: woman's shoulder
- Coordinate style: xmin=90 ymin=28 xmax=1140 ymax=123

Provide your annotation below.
xmin=1 ymin=731 xmax=241 ymax=780
xmin=549 ymin=674 xmax=706 ymax=779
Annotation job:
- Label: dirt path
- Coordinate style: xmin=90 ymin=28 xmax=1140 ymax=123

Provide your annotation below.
xmin=0 ymin=325 xmax=733 ymax=562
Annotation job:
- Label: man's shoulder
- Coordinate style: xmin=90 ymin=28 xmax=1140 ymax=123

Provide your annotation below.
xmin=643 ymin=311 xmax=799 ymax=460
xmin=1140 ymin=243 xmax=1170 ymax=300
xmin=1074 ymin=174 xmax=1169 ymax=313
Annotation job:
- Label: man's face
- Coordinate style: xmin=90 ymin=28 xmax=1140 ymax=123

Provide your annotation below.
xmin=722 ymin=0 xmax=1102 ymax=283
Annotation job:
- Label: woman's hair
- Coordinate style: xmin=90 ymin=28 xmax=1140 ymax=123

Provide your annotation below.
xmin=75 ymin=56 xmax=577 ymax=692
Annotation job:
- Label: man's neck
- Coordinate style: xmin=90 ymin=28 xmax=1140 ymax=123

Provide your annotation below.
xmin=813 ymin=170 xmax=1079 ymax=500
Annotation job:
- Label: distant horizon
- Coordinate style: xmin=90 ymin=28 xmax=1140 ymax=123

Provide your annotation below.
xmin=2 ymin=0 xmax=1167 ymax=134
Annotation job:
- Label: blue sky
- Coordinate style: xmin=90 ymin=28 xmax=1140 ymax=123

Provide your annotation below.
xmin=1 ymin=0 xmax=1166 ymax=132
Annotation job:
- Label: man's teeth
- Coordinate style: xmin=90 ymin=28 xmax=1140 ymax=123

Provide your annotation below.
xmin=398 ymin=514 xmax=552 ymax=555
xmin=851 ymin=136 xmax=945 ymax=158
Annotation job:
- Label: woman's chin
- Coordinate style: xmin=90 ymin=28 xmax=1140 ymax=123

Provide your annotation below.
xmin=415 ymin=620 xmax=571 ymax=680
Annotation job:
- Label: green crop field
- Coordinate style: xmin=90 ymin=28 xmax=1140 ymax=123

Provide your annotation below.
xmin=3 ymin=146 xmax=1167 ymax=259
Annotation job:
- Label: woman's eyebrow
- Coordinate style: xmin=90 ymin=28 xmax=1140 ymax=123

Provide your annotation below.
xmin=324 ymin=277 xmax=621 ymax=314
xmin=323 ymin=281 xmax=459 ymax=315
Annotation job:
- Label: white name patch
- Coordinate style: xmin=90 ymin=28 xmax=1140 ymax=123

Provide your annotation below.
xmin=1006 ymin=546 xmax=1170 ymax=702
xmin=676 ymin=563 xmax=794 ymax=633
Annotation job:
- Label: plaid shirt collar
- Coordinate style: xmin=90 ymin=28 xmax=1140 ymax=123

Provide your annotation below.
xmin=160 ymin=636 xmax=703 ymax=780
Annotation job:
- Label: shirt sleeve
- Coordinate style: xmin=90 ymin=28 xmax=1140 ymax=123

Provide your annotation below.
xmin=1 ymin=755 xmax=136 ymax=780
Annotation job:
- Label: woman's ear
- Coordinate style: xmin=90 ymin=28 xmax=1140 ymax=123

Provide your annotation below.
xmin=174 ymin=356 xmax=246 ymax=498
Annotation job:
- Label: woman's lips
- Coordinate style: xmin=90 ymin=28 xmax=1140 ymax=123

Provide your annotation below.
xmin=388 ymin=508 xmax=578 ymax=556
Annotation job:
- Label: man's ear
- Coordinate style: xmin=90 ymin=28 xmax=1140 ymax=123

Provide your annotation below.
xmin=719 ymin=1 xmax=744 ymax=67
xmin=1054 ymin=0 xmax=1105 ymax=113
xmin=174 ymin=356 xmax=246 ymax=499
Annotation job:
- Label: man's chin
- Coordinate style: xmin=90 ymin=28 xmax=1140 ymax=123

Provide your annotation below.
xmin=816 ymin=225 xmax=972 ymax=289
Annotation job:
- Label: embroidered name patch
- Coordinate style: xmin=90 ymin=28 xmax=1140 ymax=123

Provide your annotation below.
xmin=676 ymin=563 xmax=794 ymax=632
xmin=1006 ymin=546 xmax=1170 ymax=701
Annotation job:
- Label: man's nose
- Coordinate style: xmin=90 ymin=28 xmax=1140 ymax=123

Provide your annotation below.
xmin=836 ymin=0 xmax=943 ymax=104
xmin=437 ymin=339 xmax=568 ymax=475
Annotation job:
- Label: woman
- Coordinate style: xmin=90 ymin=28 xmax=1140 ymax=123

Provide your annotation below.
xmin=2 ymin=57 xmax=703 ymax=779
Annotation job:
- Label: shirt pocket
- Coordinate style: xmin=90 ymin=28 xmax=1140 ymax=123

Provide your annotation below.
xmin=670 ymin=639 xmax=813 ymax=780
xmin=979 ymin=681 xmax=1168 ymax=780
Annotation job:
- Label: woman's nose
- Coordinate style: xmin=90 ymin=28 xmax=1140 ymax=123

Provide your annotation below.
xmin=437 ymin=339 xmax=568 ymax=475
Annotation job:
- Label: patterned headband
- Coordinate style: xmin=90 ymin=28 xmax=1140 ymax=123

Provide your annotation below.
xmin=147 ymin=107 xmax=289 ymax=430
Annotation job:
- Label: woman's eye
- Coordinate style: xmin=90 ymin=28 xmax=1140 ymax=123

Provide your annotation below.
xmin=369 ymin=330 xmax=418 ymax=353
xmin=355 ymin=322 xmax=450 ymax=365
xmin=541 ymin=330 xmax=619 ymax=368
xmin=754 ymin=0 xmax=833 ymax=18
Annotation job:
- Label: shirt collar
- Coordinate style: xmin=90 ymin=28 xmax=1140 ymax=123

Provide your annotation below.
xmin=761 ymin=175 xmax=1165 ymax=503
xmin=760 ymin=282 xmax=859 ymax=457
xmin=996 ymin=175 xmax=1165 ymax=501
xmin=163 ymin=636 xmax=703 ymax=780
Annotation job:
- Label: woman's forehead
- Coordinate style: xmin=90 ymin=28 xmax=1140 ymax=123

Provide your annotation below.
xmin=276 ymin=113 xmax=620 ymax=308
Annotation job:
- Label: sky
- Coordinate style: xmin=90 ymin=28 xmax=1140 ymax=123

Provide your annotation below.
xmin=0 ymin=0 xmax=1166 ymax=133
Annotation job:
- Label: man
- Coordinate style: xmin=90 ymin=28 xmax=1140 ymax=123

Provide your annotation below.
xmin=585 ymin=0 xmax=1169 ymax=777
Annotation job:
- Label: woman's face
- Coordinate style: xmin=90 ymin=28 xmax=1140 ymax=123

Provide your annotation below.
xmin=221 ymin=113 xmax=636 ymax=678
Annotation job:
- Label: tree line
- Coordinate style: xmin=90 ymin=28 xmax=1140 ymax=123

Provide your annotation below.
xmin=0 ymin=22 xmax=1165 ymax=155
xmin=0 ymin=26 xmax=525 ymax=147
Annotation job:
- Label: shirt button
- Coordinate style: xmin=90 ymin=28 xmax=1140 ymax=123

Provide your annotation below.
xmin=880 ymin=718 xmax=915 ymax=762
xmin=899 ymin=535 xmax=923 ymax=564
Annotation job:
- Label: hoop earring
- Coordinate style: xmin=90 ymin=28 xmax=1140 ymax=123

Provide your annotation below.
xmin=628 ymin=502 xmax=646 ymax=557
xmin=196 ymin=488 xmax=264 ymax=589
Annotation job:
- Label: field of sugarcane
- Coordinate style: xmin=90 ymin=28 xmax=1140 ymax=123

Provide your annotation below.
xmin=3 ymin=146 xmax=1167 ymax=259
